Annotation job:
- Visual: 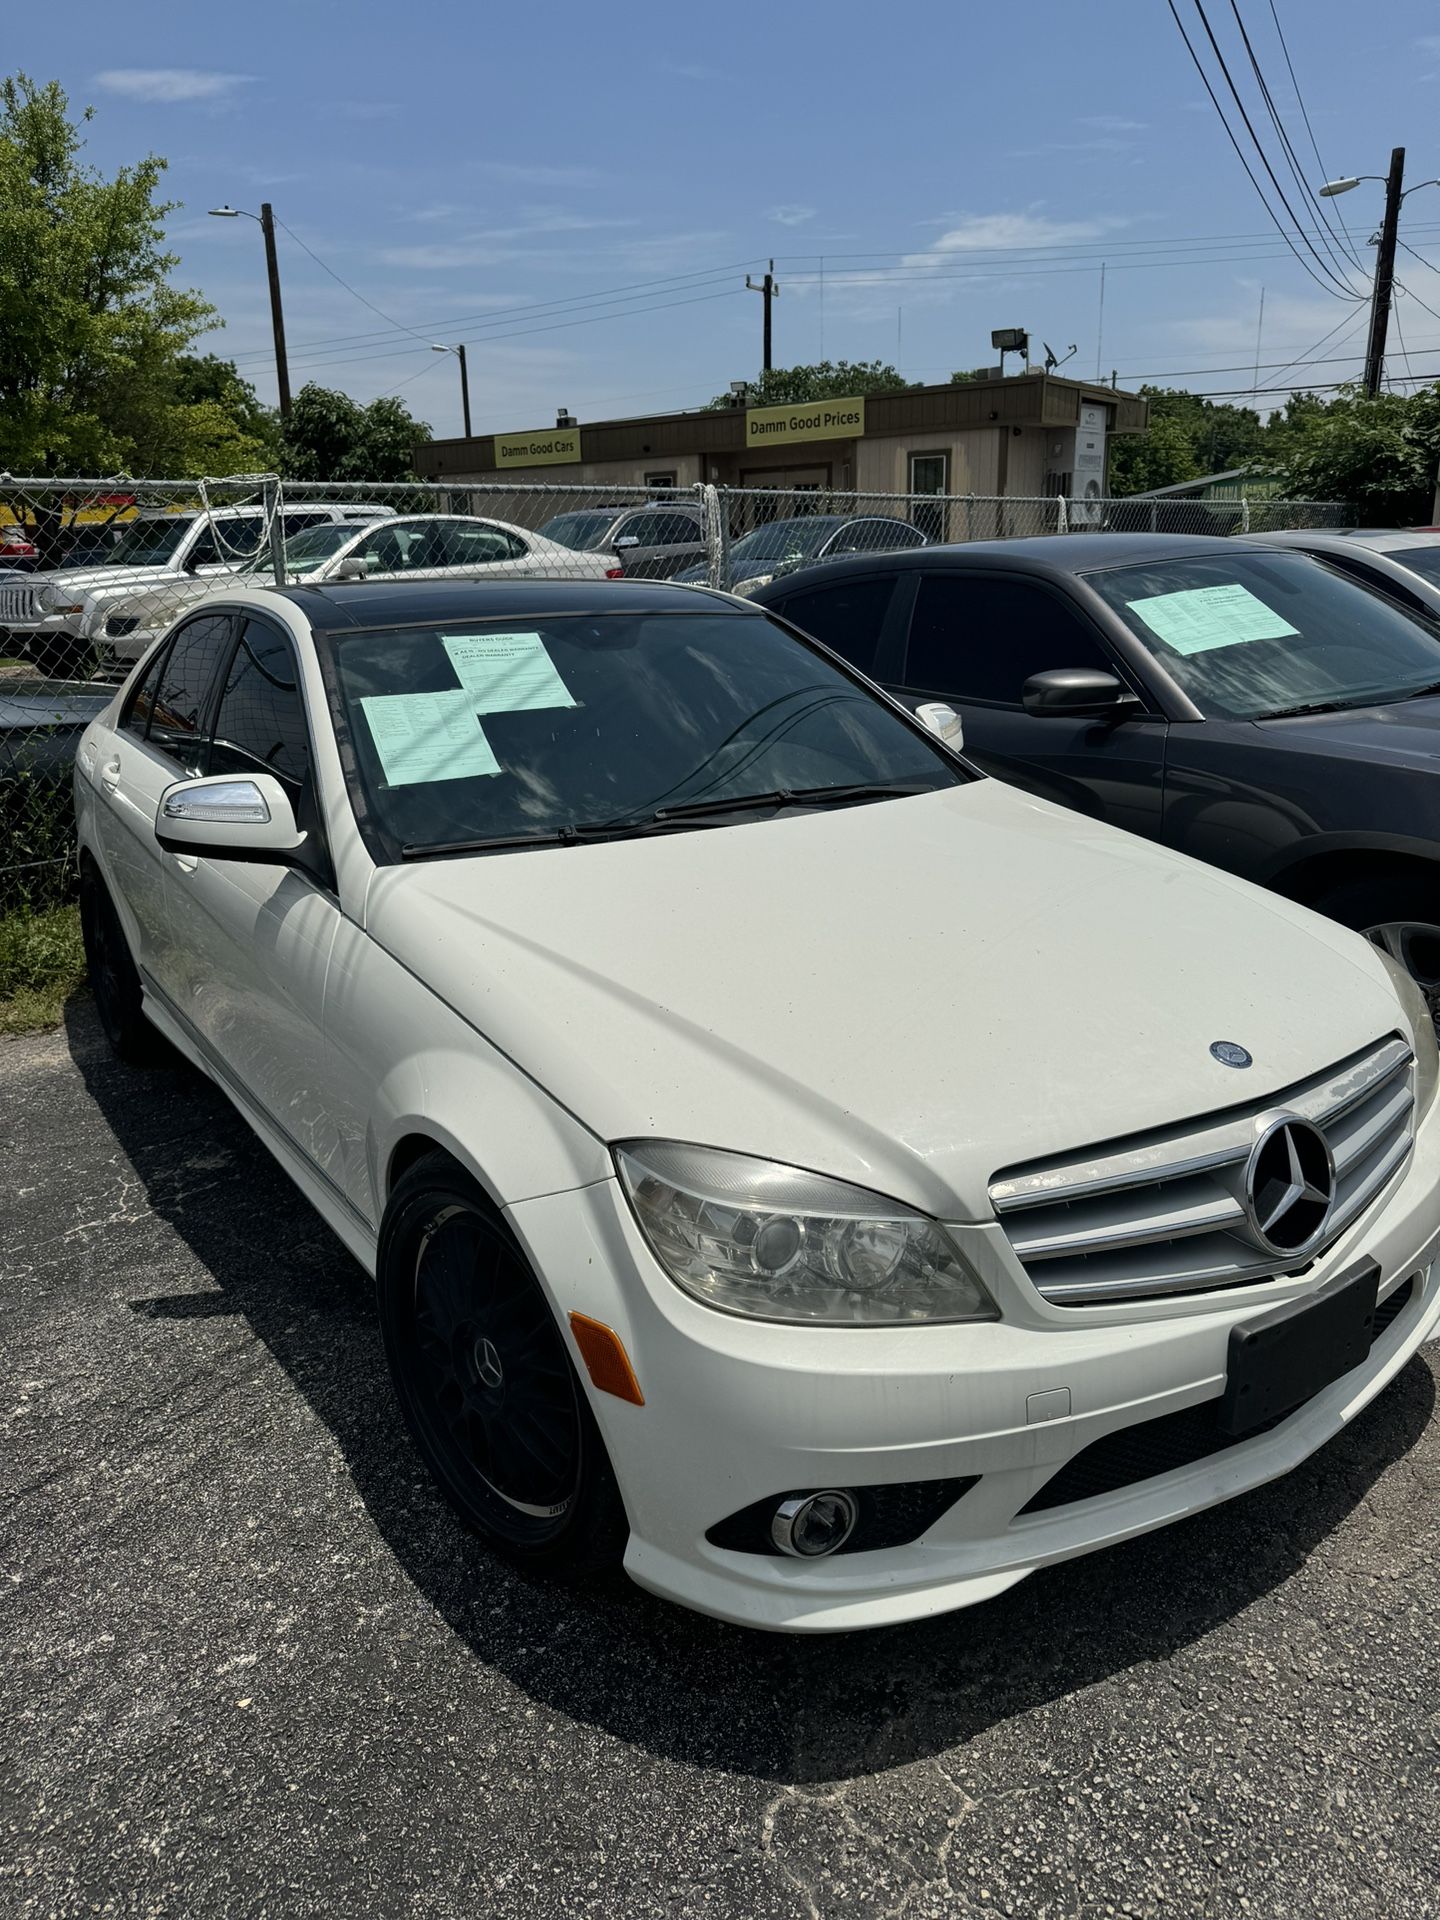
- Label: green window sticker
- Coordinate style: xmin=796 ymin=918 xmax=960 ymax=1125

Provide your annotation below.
xmin=1125 ymin=582 xmax=1301 ymax=655
xmin=442 ymin=630 xmax=577 ymax=714
xmin=360 ymin=691 xmax=500 ymax=786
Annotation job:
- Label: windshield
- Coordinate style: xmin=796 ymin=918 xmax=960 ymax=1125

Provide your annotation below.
xmin=107 ymin=517 xmax=193 ymax=567
xmin=1086 ymin=551 xmax=1440 ymax=718
xmin=241 ymin=523 xmax=354 ymax=577
xmin=326 ymin=610 xmax=964 ymax=858
xmin=729 ymin=518 xmax=843 ymax=571
xmin=1386 ymin=543 xmax=1440 ymax=587
xmin=536 ymin=510 xmax=618 ymax=552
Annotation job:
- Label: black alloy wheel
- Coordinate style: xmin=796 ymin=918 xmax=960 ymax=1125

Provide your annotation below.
xmin=79 ymin=863 xmax=160 ymax=1063
xmin=378 ymin=1152 xmax=627 ymax=1573
xmin=1314 ymin=873 xmax=1440 ymax=1039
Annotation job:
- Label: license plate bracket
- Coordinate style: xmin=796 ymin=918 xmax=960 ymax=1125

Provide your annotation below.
xmin=1218 ymin=1258 xmax=1380 ymax=1438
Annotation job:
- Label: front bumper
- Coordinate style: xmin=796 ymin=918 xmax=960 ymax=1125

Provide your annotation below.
xmin=508 ymin=1095 xmax=1440 ymax=1633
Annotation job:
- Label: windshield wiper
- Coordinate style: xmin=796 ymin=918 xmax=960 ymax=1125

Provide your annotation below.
xmin=1400 ymin=680 xmax=1440 ymax=701
xmin=399 ymin=784 xmax=939 ymax=859
xmin=650 ymin=781 xmax=937 ymax=823
xmin=1253 ymin=698 xmax=1373 ymax=720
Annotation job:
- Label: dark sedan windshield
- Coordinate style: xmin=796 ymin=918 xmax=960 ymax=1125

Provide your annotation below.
xmin=729 ymin=517 xmax=844 ymax=571
xmin=1086 ymin=551 xmax=1440 ymax=718
xmin=326 ymin=609 xmax=963 ymax=858
xmin=1385 ymin=542 xmax=1440 ymax=586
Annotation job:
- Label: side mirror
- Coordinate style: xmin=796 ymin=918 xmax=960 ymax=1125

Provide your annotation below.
xmin=915 ymin=701 xmax=964 ymax=750
xmin=1022 ymin=668 xmax=1134 ymax=718
xmin=613 ymin=534 xmax=640 ymax=551
xmin=330 ymin=555 xmax=368 ymax=582
xmin=155 ymin=774 xmax=307 ymax=865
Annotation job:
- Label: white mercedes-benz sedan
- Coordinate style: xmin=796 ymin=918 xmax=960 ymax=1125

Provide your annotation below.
xmin=73 ymin=577 xmax=1440 ymax=1631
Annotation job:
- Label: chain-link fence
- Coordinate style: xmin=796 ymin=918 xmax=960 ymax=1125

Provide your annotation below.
xmin=0 ymin=471 xmax=1351 ymax=909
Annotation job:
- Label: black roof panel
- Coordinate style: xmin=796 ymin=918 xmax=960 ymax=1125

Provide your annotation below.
xmin=275 ymin=576 xmax=744 ymax=629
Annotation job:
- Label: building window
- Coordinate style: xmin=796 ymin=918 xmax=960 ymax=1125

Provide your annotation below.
xmin=908 ymin=452 xmax=950 ymax=542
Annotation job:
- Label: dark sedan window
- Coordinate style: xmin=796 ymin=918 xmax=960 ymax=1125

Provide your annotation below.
xmin=209 ymin=619 xmax=311 ymax=794
xmin=904 ymin=574 xmax=1111 ymax=703
xmin=1384 ymin=543 xmax=1440 ymax=586
xmin=1087 ymin=552 xmax=1440 ymax=718
xmin=771 ymin=577 xmax=897 ymax=676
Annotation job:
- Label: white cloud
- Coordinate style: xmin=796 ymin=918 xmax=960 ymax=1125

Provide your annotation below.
xmin=1417 ymin=34 xmax=1440 ymax=53
xmin=902 ymin=210 xmax=1124 ymax=269
xmin=768 ymin=204 xmax=817 ymax=227
xmin=93 ymin=68 xmax=251 ymax=103
xmin=1078 ymin=115 xmax=1146 ymax=132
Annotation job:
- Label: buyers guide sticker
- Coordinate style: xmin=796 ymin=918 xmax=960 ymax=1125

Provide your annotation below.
xmin=1125 ymin=582 xmax=1300 ymax=654
xmin=360 ymin=690 xmax=500 ymax=785
xmin=442 ymin=631 xmax=577 ymax=714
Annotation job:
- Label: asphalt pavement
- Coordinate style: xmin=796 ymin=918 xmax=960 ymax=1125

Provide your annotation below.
xmin=4 ymin=999 xmax=1439 ymax=1919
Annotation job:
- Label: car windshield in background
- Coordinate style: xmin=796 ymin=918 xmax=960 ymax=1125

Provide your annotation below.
xmin=1386 ymin=543 xmax=1440 ymax=587
xmin=241 ymin=523 xmax=353 ymax=577
xmin=729 ymin=517 xmax=844 ymax=570
xmin=536 ymin=511 xmax=618 ymax=552
xmin=326 ymin=609 xmax=963 ymax=859
xmin=107 ymin=518 xmax=193 ymax=567
xmin=1085 ymin=552 xmax=1440 ymax=719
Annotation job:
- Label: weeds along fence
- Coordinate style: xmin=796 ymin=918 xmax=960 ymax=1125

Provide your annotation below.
xmin=0 ymin=473 xmax=1350 ymax=910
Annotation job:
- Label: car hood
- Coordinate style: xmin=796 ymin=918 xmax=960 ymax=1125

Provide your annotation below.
xmin=33 ymin=563 xmax=184 ymax=595
xmin=1253 ymin=693 xmax=1440 ymax=764
xmin=363 ymin=781 xmax=1408 ymax=1219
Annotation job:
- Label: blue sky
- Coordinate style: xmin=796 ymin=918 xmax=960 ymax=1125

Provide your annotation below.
xmin=20 ymin=0 xmax=1440 ymax=436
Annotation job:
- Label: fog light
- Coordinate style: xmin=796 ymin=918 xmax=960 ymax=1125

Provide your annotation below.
xmin=770 ymin=1489 xmax=858 ymax=1558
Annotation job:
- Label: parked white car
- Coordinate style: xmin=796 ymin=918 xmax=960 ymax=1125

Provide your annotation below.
xmin=92 ymin=514 xmax=615 ymax=663
xmin=2 ymin=502 xmax=390 ymax=670
xmin=74 ymin=576 xmax=1440 ymax=1632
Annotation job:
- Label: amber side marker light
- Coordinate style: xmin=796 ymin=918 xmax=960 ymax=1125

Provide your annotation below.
xmin=569 ymin=1312 xmax=645 ymax=1405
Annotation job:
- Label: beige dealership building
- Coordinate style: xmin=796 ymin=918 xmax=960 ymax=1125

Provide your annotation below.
xmin=413 ymin=371 xmax=1148 ymax=502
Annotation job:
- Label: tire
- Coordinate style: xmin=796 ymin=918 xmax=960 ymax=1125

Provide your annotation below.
xmin=377 ymin=1151 xmax=628 ymax=1575
xmin=1312 ymin=873 xmax=1440 ymax=1035
xmin=26 ymin=633 xmax=92 ymax=679
xmin=79 ymin=863 xmax=162 ymax=1064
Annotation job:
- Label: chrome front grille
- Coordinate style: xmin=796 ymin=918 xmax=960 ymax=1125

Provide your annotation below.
xmin=990 ymin=1037 xmax=1415 ymax=1306
xmin=0 ymin=583 xmax=38 ymax=623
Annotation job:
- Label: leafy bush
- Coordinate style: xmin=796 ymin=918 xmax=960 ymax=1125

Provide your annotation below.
xmin=0 ymin=903 xmax=85 ymax=1033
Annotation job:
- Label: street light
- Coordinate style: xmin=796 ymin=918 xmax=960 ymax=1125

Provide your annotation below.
xmin=209 ymin=203 xmax=291 ymax=417
xmin=1315 ymin=156 xmax=1440 ymax=397
xmin=431 ymin=343 xmax=472 ymax=438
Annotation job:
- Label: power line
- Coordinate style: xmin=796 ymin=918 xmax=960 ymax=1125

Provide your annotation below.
xmin=1395 ymin=272 xmax=1440 ymax=328
xmin=1227 ymin=0 xmax=1366 ymax=283
xmin=1261 ymin=306 xmax=1371 ymax=387
xmin=1187 ymin=0 xmax=1358 ymax=295
xmin=271 ymin=216 xmax=436 ymax=350
xmin=1165 ymin=0 xmax=1356 ymax=299
xmin=1264 ymin=0 xmax=1366 ymax=270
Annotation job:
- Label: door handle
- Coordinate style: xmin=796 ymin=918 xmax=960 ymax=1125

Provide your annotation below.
xmin=101 ymin=756 xmax=121 ymax=793
xmin=170 ymin=854 xmax=199 ymax=875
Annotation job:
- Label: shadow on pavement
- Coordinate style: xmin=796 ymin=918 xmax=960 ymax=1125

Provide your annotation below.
xmin=66 ymin=995 xmax=1437 ymax=1787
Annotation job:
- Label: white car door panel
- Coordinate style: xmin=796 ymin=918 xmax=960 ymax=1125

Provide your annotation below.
xmin=158 ymin=614 xmax=345 ymax=1180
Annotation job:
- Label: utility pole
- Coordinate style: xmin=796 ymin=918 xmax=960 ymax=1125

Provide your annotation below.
xmin=258 ymin=203 xmax=292 ymax=418
xmin=456 ymin=344 xmax=472 ymax=438
xmin=746 ymin=260 xmax=779 ymax=373
xmin=1363 ymin=147 xmax=1405 ymax=400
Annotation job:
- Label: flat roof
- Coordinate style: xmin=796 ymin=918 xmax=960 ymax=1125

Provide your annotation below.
xmin=415 ymin=372 xmax=1149 ymax=479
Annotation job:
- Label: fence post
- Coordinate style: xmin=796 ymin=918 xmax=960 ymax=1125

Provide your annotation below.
xmin=1150 ymin=502 xmax=1159 ymax=533
xmin=1240 ymin=496 xmax=1250 ymax=534
xmin=264 ymin=473 xmax=286 ymax=585
xmin=1056 ymin=494 xmax=1069 ymax=535
xmin=701 ymin=483 xmax=729 ymax=590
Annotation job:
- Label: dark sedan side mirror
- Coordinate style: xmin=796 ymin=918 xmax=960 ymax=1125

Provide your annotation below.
xmin=1022 ymin=668 xmax=1136 ymax=718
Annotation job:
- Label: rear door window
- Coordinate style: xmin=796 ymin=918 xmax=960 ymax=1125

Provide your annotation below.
xmin=770 ymin=576 xmax=900 ymax=677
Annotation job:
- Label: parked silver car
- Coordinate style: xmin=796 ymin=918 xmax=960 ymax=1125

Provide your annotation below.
xmin=536 ymin=501 xmax=706 ymax=579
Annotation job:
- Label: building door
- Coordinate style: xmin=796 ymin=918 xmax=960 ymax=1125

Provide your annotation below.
xmin=909 ymin=452 xmax=950 ymax=543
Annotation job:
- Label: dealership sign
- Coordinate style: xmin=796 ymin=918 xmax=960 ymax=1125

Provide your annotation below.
xmin=744 ymin=396 xmax=866 ymax=448
xmin=493 ymin=426 xmax=582 ymax=468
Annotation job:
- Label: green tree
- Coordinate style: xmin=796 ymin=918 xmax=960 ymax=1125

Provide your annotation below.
xmin=1108 ymin=387 xmax=1268 ymax=496
xmin=1271 ymin=383 xmax=1440 ymax=522
xmin=280 ymin=384 xmax=432 ymax=482
xmin=706 ymin=360 xmax=913 ymax=408
xmin=0 ymin=74 xmax=221 ymax=473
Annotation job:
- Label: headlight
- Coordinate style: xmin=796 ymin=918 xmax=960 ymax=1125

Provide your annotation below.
xmin=1373 ymin=948 xmax=1439 ymax=1116
xmin=39 ymin=584 xmax=83 ymax=615
xmin=732 ymin=573 xmax=774 ymax=597
xmin=615 ymin=1141 xmax=998 ymax=1325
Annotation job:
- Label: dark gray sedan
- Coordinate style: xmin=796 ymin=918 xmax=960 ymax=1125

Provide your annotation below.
xmin=753 ymin=533 xmax=1440 ymax=1019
